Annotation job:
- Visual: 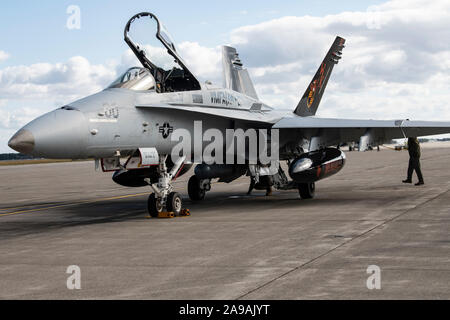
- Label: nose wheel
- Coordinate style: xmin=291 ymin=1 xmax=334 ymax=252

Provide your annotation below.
xmin=147 ymin=193 xmax=163 ymax=218
xmin=148 ymin=192 xmax=183 ymax=217
xmin=167 ymin=192 xmax=182 ymax=215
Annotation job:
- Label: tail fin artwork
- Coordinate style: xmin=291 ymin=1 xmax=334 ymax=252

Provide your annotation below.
xmin=294 ymin=36 xmax=345 ymax=117
xmin=222 ymin=46 xmax=259 ymax=100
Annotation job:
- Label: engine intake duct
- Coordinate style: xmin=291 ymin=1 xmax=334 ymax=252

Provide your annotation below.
xmin=112 ymin=168 xmax=154 ymax=187
xmin=289 ymin=148 xmax=345 ymax=183
xmin=112 ymin=160 xmax=192 ymax=187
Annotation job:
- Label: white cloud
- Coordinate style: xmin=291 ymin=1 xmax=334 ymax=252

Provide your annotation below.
xmin=0 ymin=106 xmax=42 ymax=130
xmin=0 ymin=56 xmax=116 ymax=102
xmin=223 ymin=0 xmax=450 ymax=122
xmin=178 ymin=42 xmax=222 ymax=83
xmin=0 ymin=50 xmax=9 ymax=63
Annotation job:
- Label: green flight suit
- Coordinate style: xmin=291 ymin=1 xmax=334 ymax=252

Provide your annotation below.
xmin=407 ymin=138 xmax=424 ymax=183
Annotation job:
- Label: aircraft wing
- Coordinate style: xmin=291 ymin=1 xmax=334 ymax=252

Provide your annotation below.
xmin=273 ymin=116 xmax=450 ymax=148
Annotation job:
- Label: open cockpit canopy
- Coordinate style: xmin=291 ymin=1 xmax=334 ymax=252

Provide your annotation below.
xmin=124 ymin=12 xmax=201 ymax=93
xmin=108 ymin=67 xmax=156 ymax=91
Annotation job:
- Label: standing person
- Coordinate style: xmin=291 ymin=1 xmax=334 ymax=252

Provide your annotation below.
xmin=402 ymin=137 xmax=424 ymax=186
xmin=247 ymin=176 xmax=256 ymax=195
xmin=247 ymin=176 xmax=273 ymax=196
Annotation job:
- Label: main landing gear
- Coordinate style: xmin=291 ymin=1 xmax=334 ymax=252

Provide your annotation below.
xmin=187 ymin=175 xmax=211 ymax=201
xmin=298 ymin=182 xmax=315 ymax=199
xmin=145 ymin=155 xmax=186 ymax=217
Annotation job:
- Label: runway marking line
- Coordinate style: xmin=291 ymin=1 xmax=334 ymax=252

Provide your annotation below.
xmin=0 ymin=203 xmax=59 ymax=212
xmin=0 ymin=192 xmax=149 ymax=217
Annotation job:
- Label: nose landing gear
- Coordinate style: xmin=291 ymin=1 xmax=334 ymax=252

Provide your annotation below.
xmin=145 ymin=155 xmax=186 ymax=217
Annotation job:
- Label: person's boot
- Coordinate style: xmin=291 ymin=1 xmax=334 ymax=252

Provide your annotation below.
xmin=402 ymin=179 xmax=412 ymax=183
xmin=265 ymin=188 xmax=272 ymax=196
xmin=247 ymin=180 xmax=255 ymax=195
xmin=415 ymin=181 xmax=424 ymax=186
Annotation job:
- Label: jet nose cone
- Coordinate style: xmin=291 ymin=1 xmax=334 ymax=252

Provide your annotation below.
xmin=8 ymin=129 xmax=35 ymax=154
xmin=11 ymin=109 xmax=89 ymax=159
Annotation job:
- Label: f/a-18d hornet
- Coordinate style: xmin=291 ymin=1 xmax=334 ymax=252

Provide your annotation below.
xmin=8 ymin=12 xmax=450 ymax=216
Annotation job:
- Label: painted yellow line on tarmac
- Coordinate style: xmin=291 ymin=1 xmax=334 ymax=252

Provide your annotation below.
xmin=0 ymin=192 xmax=149 ymax=217
xmin=0 ymin=203 xmax=63 ymax=212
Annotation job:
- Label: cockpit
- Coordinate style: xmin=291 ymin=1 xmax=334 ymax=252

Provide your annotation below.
xmin=108 ymin=67 xmax=156 ymax=91
xmin=123 ymin=12 xmax=201 ymax=93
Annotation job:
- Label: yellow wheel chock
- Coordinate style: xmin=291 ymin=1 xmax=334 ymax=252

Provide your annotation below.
xmin=180 ymin=209 xmax=190 ymax=217
xmin=157 ymin=211 xmax=175 ymax=219
xmin=147 ymin=209 xmax=190 ymax=219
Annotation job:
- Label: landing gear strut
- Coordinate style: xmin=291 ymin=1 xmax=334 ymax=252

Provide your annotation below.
xmin=145 ymin=155 xmax=186 ymax=217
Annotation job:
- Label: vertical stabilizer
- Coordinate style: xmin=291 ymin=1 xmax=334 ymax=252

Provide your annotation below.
xmin=222 ymin=46 xmax=258 ymax=100
xmin=294 ymin=36 xmax=345 ymax=117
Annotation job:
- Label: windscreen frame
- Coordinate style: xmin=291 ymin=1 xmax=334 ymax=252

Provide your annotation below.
xmin=123 ymin=12 xmax=201 ymax=92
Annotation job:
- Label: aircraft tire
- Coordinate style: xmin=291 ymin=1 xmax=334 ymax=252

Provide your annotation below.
xmin=298 ymin=182 xmax=315 ymax=199
xmin=148 ymin=193 xmax=162 ymax=217
xmin=167 ymin=192 xmax=183 ymax=216
xmin=188 ymin=175 xmax=205 ymax=201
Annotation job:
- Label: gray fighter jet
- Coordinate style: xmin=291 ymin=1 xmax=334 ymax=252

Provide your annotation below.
xmin=8 ymin=12 xmax=450 ymax=216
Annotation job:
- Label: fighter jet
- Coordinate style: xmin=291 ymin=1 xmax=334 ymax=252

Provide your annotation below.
xmin=8 ymin=12 xmax=450 ymax=216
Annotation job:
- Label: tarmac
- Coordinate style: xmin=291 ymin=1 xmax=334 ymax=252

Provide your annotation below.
xmin=0 ymin=144 xmax=449 ymax=299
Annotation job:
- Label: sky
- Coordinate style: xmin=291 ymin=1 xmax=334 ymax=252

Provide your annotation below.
xmin=1 ymin=0 xmax=450 ymax=152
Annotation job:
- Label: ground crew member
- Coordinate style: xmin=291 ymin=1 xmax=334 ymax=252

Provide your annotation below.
xmin=247 ymin=177 xmax=256 ymax=195
xmin=402 ymin=137 xmax=424 ymax=186
xmin=247 ymin=176 xmax=273 ymax=196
